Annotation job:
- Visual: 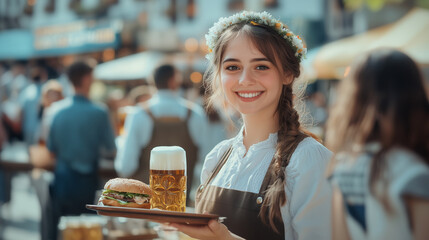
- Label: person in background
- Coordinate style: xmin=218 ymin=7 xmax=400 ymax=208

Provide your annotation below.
xmin=196 ymin=83 xmax=230 ymax=150
xmin=0 ymin=62 xmax=21 ymax=226
xmin=19 ymin=63 xmax=48 ymax=145
xmin=115 ymin=85 xmax=157 ymax=136
xmin=35 ymin=80 xmax=64 ymax=144
xmin=0 ymin=63 xmax=7 ymax=102
xmin=47 ymin=60 xmax=116 ymax=240
xmin=0 ymin=104 xmax=5 ymax=149
xmin=171 ymin=11 xmax=332 ymax=240
xmin=0 ymin=102 xmax=10 ymax=207
xmin=326 ymin=49 xmax=429 ymax=240
xmin=0 ymin=61 xmax=28 ymax=99
xmin=0 ymin=62 xmax=29 ymax=143
xmin=114 ymin=64 xmax=209 ymax=205
xmin=128 ymin=85 xmax=157 ymax=105
xmin=29 ymin=80 xmax=63 ymax=240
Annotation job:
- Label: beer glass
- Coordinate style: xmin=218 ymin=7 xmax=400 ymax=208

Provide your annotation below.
xmin=60 ymin=216 xmax=103 ymax=240
xmin=150 ymin=146 xmax=186 ymax=212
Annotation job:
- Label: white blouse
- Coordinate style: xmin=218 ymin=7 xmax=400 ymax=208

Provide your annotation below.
xmin=330 ymin=144 xmax=429 ymax=240
xmin=201 ymin=130 xmax=333 ymax=240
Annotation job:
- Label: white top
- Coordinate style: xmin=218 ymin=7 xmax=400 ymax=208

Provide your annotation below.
xmin=201 ymin=129 xmax=333 ymax=240
xmin=330 ymin=144 xmax=429 ymax=240
xmin=114 ymin=90 xmax=210 ymax=178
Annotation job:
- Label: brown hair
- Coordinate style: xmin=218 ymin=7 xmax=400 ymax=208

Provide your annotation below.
xmin=204 ymin=22 xmax=314 ymax=232
xmin=153 ymin=64 xmax=176 ymax=89
xmin=66 ymin=61 xmax=93 ymax=87
xmin=326 ymin=49 xmax=429 ymax=206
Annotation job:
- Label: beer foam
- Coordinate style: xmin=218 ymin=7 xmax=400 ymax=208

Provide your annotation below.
xmin=150 ymin=146 xmax=186 ymax=170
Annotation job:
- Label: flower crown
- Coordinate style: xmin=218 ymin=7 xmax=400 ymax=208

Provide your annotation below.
xmin=205 ymin=11 xmax=307 ymax=62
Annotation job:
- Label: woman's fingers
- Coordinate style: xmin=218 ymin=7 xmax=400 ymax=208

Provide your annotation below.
xmin=171 ymin=220 xmax=235 ymax=240
xmin=207 ymin=219 xmax=229 ymax=234
xmin=170 ymin=223 xmax=212 ymax=239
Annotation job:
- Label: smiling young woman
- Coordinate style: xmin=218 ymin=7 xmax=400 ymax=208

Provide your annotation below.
xmin=170 ymin=11 xmax=333 ymax=240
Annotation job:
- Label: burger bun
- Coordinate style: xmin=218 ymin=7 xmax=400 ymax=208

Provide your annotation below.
xmin=104 ymin=178 xmax=152 ymax=195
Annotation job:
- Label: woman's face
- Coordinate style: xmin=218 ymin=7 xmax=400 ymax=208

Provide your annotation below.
xmin=220 ymin=34 xmax=287 ymax=117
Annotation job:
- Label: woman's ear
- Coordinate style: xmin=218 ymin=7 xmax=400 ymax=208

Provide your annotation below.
xmin=282 ymin=74 xmax=294 ymax=85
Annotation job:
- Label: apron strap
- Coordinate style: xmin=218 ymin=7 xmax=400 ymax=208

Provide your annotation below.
xmin=185 ymin=108 xmax=192 ymax=121
xmin=201 ymin=146 xmax=233 ymax=187
xmin=140 ymin=104 xmax=156 ymax=121
xmin=143 ymin=103 xmax=192 ymax=122
xmin=258 ymin=134 xmax=308 ymax=195
xmin=259 ymin=157 xmax=278 ymax=195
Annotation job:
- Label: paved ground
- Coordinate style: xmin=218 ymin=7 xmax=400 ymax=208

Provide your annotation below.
xmin=0 ymin=173 xmax=41 ymax=240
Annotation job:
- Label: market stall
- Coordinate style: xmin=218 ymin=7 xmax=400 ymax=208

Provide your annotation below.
xmin=314 ymin=8 xmax=429 ymax=79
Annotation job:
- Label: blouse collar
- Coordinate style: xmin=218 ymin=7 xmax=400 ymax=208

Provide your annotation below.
xmin=233 ymin=126 xmax=278 ymax=157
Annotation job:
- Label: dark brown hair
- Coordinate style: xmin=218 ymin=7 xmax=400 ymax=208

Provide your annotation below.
xmin=326 ymin=49 xmax=429 ymax=205
xmin=153 ymin=64 xmax=175 ymax=89
xmin=204 ymin=22 xmax=314 ymax=232
xmin=66 ymin=61 xmax=93 ymax=87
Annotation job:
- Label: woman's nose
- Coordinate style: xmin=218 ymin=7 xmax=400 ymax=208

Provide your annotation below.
xmin=238 ymin=69 xmax=255 ymax=86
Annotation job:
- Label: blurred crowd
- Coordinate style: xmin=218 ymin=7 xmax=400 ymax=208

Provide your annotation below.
xmin=0 ymin=59 xmax=240 ymax=152
xmin=0 ymin=61 xmax=62 ymax=145
xmin=0 ymin=58 xmax=244 ymax=239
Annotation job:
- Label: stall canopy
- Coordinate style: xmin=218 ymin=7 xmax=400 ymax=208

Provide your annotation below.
xmin=94 ymin=51 xmax=207 ymax=83
xmin=94 ymin=51 xmax=164 ymax=82
xmin=313 ymin=8 xmax=429 ymax=79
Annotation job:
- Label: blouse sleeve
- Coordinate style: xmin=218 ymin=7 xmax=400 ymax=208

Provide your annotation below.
xmin=284 ymin=138 xmax=333 ymax=240
xmin=114 ymin=109 xmax=152 ymax=177
xmin=401 ymin=174 xmax=429 ymax=199
xmin=387 ymin=149 xmax=429 ymax=200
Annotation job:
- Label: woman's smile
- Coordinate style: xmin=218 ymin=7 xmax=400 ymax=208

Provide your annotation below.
xmin=235 ymin=91 xmax=264 ymax=102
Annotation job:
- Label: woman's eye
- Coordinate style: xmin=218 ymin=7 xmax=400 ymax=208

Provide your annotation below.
xmin=225 ymin=66 xmax=239 ymax=71
xmin=256 ymin=65 xmax=269 ymax=70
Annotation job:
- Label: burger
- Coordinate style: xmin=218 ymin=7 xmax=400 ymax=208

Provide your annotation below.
xmin=99 ymin=178 xmax=152 ymax=208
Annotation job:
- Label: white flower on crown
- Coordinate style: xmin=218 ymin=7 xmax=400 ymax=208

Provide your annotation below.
xmin=205 ymin=11 xmax=307 ymax=62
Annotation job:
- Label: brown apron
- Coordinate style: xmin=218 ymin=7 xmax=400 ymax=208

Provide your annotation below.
xmin=131 ymin=107 xmax=198 ymax=204
xmin=196 ymin=135 xmax=306 ymax=240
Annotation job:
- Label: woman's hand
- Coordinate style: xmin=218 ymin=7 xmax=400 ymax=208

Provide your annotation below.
xmin=170 ymin=219 xmax=244 ymax=240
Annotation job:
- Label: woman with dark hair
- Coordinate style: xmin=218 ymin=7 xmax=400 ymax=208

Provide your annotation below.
xmin=170 ymin=11 xmax=332 ymax=240
xmin=326 ymin=49 xmax=429 ymax=240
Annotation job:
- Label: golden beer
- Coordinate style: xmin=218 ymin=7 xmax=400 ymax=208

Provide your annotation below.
xmin=60 ymin=216 xmax=103 ymax=240
xmin=149 ymin=146 xmax=187 ymax=212
xmin=150 ymin=169 xmax=186 ymax=212
xmin=62 ymin=224 xmax=103 ymax=240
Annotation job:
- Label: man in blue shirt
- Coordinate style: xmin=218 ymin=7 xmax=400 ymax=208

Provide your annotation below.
xmin=47 ymin=60 xmax=116 ymax=240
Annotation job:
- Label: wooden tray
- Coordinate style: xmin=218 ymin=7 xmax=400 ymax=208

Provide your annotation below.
xmin=86 ymin=205 xmax=222 ymax=225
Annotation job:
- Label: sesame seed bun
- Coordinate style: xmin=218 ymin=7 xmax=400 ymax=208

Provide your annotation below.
xmin=104 ymin=178 xmax=152 ymax=195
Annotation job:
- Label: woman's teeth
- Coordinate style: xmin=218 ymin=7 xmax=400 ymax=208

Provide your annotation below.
xmin=237 ymin=92 xmax=262 ymax=98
